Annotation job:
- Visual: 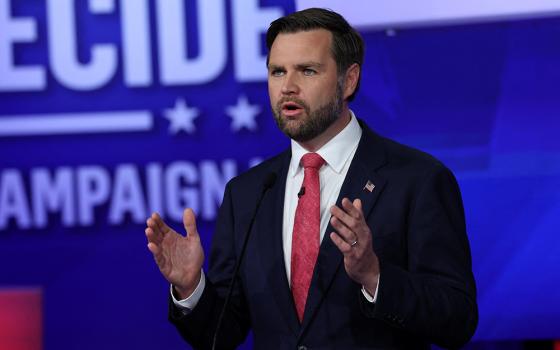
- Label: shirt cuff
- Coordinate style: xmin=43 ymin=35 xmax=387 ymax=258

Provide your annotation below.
xmin=361 ymin=274 xmax=380 ymax=303
xmin=170 ymin=270 xmax=206 ymax=312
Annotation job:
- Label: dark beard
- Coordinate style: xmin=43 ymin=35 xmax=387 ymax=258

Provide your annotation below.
xmin=272 ymin=83 xmax=343 ymax=143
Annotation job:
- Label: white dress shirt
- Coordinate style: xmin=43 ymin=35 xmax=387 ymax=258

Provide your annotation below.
xmin=282 ymin=113 xmax=361 ymax=284
xmin=172 ymin=112 xmax=378 ymax=310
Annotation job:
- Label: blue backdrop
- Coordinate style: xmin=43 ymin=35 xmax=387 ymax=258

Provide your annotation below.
xmin=1 ymin=1 xmax=559 ymax=349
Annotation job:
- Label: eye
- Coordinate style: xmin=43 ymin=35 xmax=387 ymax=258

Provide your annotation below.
xmin=270 ymin=69 xmax=285 ymax=77
xmin=303 ymin=68 xmax=316 ymax=76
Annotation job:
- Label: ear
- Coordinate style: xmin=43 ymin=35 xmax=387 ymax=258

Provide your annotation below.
xmin=343 ymin=63 xmax=360 ymax=100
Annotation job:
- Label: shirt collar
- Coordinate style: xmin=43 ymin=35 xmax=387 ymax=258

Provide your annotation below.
xmin=289 ymin=111 xmax=362 ymax=177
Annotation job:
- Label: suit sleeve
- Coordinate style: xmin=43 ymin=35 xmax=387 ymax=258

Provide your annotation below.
xmin=168 ymin=181 xmax=251 ymax=349
xmin=363 ymin=164 xmax=478 ymax=349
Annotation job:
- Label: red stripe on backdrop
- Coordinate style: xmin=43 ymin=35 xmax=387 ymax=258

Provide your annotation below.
xmin=554 ymin=340 xmax=560 ymax=350
xmin=0 ymin=289 xmax=42 ymax=350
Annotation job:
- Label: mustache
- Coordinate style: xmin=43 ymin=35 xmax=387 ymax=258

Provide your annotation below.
xmin=276 ymin=97 xmax=310 ymax=112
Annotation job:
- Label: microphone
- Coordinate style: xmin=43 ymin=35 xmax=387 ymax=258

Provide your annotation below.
xmin=212 ymin=172 xmax=277 ymax=350
xmin=297 ymin=186 xmax=305 ymax=198
xmin=262 ymin=172 xmax=277 ymax=190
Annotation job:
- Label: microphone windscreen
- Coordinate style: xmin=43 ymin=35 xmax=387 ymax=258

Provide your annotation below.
xmin=262 ymin=172 xmax=277 ymax=190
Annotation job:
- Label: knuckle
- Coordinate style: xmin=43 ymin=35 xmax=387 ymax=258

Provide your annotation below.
xmin=332 ymin=220 xmax=342 ymax=230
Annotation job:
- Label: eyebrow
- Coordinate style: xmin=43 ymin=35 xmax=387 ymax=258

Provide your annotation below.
xmin=295 ymin=62 xmax=324 ymax=69
xmin=267 ymin=64 xmax=284 ymax=71
xmin=267 ymin=62 xmax=324 ymax=71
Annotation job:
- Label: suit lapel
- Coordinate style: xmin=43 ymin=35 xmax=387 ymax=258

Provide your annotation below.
xmin=299 ymin=123 xmax=388 ymax=334
xmin=256 ymin=151 xmax=300 ymax=335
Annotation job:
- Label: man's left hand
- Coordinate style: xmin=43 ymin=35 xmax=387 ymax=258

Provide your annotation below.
xmin=329 ymin=198 xmax=380 ymax=296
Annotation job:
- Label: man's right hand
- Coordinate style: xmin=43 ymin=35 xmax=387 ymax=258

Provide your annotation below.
xmin=145 ymin=208 xmax=204 ymax=300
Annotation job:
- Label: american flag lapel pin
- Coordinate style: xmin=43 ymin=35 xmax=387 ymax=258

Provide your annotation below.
xmin=363 ymin=180 xmax=375 ymax=193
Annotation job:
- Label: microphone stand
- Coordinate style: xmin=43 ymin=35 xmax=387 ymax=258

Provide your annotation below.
xmin=211 ymin=173 xmax=277 ymax=350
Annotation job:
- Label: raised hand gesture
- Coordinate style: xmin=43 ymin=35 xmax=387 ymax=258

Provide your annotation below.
xmin=329 ymin=198 xmax=380 ymax=295
xmin=145 ymin=208 xmax=204 ymax=299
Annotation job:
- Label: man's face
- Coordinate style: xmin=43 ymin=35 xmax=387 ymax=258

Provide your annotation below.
xmin=267 ymin=29 xmax=343 ymax=143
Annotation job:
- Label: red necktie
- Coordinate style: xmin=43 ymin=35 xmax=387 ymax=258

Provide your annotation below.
xmin=291 ymin=152 xmax=325 ymax=322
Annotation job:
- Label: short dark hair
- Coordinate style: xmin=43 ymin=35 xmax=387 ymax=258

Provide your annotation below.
xmin=266 ymin=8 xmax=364 ymax=101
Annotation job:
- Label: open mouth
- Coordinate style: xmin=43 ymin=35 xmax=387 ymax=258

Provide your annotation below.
xmin=281 ymin=101 xmax=304 ymax=117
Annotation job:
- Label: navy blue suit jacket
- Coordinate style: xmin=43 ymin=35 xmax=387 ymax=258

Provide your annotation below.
xmin=169 ymin=121 xmax=478 ymax=349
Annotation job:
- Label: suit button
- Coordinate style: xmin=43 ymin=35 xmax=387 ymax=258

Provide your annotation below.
xmin=298 ymin=346 xmax=308 ymax=350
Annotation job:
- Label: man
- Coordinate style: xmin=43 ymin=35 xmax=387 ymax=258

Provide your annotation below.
xmin=146 ymin=8 xmax=477 ymax=349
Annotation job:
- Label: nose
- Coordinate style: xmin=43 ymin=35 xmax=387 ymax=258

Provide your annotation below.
xmin=281 ymin=72 xmax=299 ymax=95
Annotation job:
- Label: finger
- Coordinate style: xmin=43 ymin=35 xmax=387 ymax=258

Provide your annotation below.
xmin=152 ymin=212 xmax=172 ymax=234
xmin=147 ymin=242 xmax=167 ymax=268
xmin=146 ymin=218 xmax=162 ymax=241
xmin=147 ymin=213 xmax=168 ymax=239
xmin=353 ymin=198 xmax=362 ymax=212
xmin=330 ymin=216 xmax=357 ymax=244
xmin=330 ymin=232 xmax=352 ymax=255
xmin=147 ymin=242 xmax=160 ymax=255
xmin=341 ymin=198 xmax=362 ymax=219
xmin=351 ymin=198 xmax=374 ymax=242
xmin=146 ymin=216 xmax=156 ymax=230
xmin=183 ymin=208 xmax=199 ymax=238
xmin=330 ymin=204 xmax=354 ymax=227
xmin=330 ymin=231 xmax=351 ymax=254
xmin=145 ymin=227 xmax=162 ymax=245
xmin=146 ymin=217 xmax=167 ymax=244
xmin=330 ymin=203 xmax=362 ymax=234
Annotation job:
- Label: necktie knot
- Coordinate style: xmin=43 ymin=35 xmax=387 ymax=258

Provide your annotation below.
xmin=301 ymin=153 xmax=325 ymax=170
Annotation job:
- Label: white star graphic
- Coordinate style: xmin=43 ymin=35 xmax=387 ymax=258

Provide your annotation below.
xmin=163 ymin=98 xmax=199 ymax=134
xmin=225 ymin=95 xmax=261 ymax=132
